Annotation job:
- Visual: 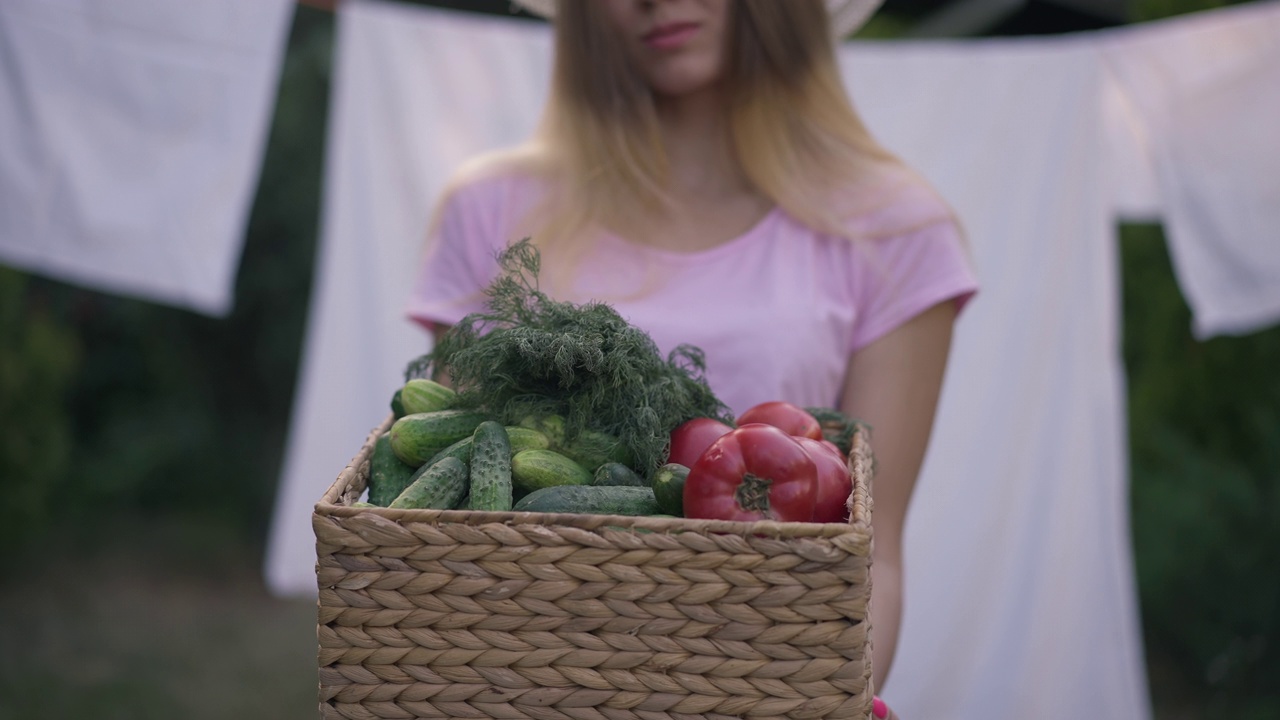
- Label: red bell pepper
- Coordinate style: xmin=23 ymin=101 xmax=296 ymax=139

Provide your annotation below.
xmin=683 ymin=423 xmax=818 ymax=522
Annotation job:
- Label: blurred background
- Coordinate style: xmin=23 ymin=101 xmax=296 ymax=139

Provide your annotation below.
xmin=1 ymin=0 xmax=1276 ymax=718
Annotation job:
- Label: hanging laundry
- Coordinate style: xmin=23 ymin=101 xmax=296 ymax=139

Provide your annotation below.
xmin=1100 ymin=3 xmax=1280 ymax=339
xmin=843 ymin=36 xmax=1150 ymax=720
xmin=265 ymin=3 xmax=1280 ymax=720
xmin=264 ymin=0 xmax=551 ymax=596
xmin=0 ymin=0 xmax=294 ymax=316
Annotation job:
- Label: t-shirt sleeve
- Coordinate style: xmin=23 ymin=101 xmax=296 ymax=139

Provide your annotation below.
xmin=848 ymin=218 xmax=979 ymax=353
xmin=405 ymin=181 xmax=503 ymax=332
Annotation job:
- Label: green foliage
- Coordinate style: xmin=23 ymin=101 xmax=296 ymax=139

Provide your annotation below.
xmin=0 ymin=268 xmax=81 ymax=545
xmin=1131 ymin=0 xmax=1255 ymax=22
xmin=0 ymin=9 xmax=334 ymax=550
xmin=1121 ymin=223 xmax=1280 ymax=717
xmin=414 ymin=240 xmax=732 ymax=474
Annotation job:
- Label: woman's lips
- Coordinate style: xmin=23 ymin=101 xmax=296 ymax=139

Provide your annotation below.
xmin=643 ymin=22 xmax=700 ymax=50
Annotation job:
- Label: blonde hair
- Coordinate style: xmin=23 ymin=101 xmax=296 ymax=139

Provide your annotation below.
xmin=451 ymin=0 xmax=954 ymax=290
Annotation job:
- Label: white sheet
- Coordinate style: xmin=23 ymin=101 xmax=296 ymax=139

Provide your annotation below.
xmin=0 ymin=0 xmax=294 ymax=316
xmin=1100 ymin=2 xmax=1280 ymax=339
xmin=842 ymin=37 xmax=1148 ymax=719
xmin=263 ymin=2 xmax=551 ymax=592
xmin=265 ymin=3 xmax=1280 ymax=719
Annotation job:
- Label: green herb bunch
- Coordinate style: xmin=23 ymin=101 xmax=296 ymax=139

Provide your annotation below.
xmin=406 ymin=239 xmax=732 ymax=474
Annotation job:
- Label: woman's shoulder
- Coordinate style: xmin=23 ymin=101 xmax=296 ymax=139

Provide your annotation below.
xmin=837 ymin=175 xmax=960 ymax=243
xmin=440 ymin=144 xmax=553 ymax=208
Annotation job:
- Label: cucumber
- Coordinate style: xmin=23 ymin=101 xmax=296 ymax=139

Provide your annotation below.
xmin=511 ymin=449 xmax=592 ymax=492
xmin=592 ymin=462 xmax=647 ymax=488
xmin=651 ymin=463 xmax=689 ymax=516
xmin=507 ymin=426 xmax=552 ymax=454
xmin=517 ymin=414 xmax=566 ymax=446
xmin=513 ymin=485 xmax=662 ymax=516
xmin=427 ymin=435 xmax=474 ymax=469
xmin=390 ymin=389 xmax=406 ymax=419
xmin=367 ymin=433 xmax=418 ymax=506
xmin=518 ymin=414 xmax=634 ymax=470
xmin=401 ymin=378 xmax=457 ymax=415
xmin=562 ymin=431 xmax=635 ymax=472
xmin=469 ymin=421 xmax=513 ymax=511
xmin=389 ymin=410 xmax=489 ymax=467
xmin=351 ymin=502 xmax=376 ymax=508
xmin=425 ymin=425 xmax=551 ymax=470
xmin=389 ymin=457 xmax=468 ymax=509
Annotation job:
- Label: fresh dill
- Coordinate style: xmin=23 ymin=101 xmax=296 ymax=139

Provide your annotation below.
xmin=406 ymin=239 xmax=732 ymax=474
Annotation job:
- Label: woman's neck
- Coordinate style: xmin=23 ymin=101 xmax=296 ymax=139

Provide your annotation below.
xmin=598 ymin=88 xmax=772 ymax=253
xmin=654 ymin=88 xmax=753 ymax=201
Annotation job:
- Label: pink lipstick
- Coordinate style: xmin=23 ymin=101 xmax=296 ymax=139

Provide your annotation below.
xmin=644 ymin=22 xmax=699 ymax=50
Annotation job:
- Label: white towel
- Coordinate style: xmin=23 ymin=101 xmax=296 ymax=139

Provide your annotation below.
xmin=263 ymin=1 xmax=551 ymax=594
xmin=0 ymin=0 xmax=294 ymax=316
xmin=1101 ymin=2 xmax=1280 ymax=339
xmin=265 ymin=4 xmax=1280 ymax=720
xmin=843 ymin=36 xmax=1149 ymax=719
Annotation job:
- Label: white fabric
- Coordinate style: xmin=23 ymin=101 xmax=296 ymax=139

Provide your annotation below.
xmin=263 ymin=2 xmax=551 ymax=590
xmin=0 ymin=0 xmax=294 ymax=316
xmin=842 ymin=38 xmax=1148 ymax=719
xmin=1100 ymin=2 xmax=1280 ymax=338
xmin=265 ymin=3 xmax=1280 ymax=720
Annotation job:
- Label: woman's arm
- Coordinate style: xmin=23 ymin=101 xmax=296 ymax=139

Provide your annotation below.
xmin=840 ymin=299 xmax=958 ymax=692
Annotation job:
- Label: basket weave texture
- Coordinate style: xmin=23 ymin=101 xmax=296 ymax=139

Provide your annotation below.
xmin=315 ymin=416 xmax=876 ymax=720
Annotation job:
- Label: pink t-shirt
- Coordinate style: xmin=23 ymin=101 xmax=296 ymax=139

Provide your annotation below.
xmin=407 ymin=171 xmax=978 ymax=417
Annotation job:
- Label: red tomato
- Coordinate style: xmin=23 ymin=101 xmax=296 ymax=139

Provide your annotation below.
xmin=667 ymin=417 xmax=734 ymax=468
xmin=794 ymin=436 xmax=853 ymax=523
xmin=683 ymin=423 xmax=818 ymax=523
xmin=737 ymin=401 xmax=823 ymax=441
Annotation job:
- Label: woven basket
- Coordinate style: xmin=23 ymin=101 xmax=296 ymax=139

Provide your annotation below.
xmin=314 ymin=415 xmax=876 ymax=720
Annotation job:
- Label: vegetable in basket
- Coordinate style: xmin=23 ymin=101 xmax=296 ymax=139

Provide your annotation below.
xmin=794 ymin=436 xmax=853 ymax=523
xmin=666 ymin=416 xmax=733 ymax=468
xmin=683 ymin=423 xmax=818 ymax=523
xmin=405 ymin=239 xmax=732 ymax=476
xmin=737 ymin=400 xmax=823 ymax=441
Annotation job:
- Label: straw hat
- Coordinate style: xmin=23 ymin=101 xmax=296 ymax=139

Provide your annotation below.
xmin=510 ymin=0 xmax=885 ymax=38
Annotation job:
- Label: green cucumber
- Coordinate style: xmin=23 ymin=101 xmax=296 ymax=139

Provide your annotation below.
xmin=389 ymin=410 xmax=489 ymax=467
xmin=389 ymin=457 xmax=468 ymax=509
xmin=518 ymin=414 xmax=634 ymax=470
xmin=425 ymin=425 xmax=551 ymax=470
xmin=367 ymin=433 xmax=418 ymax=506
xmin=390 ymin=390 xmax=406 ymax=419
xmin=401 ymin=378 xmax=457 ymax=415
xmin=651 ymin=463 xmax=689 ymax=516
xmin=469 ymin=421 xmax=513 ymax=511
xmin=592 ymin=462 xmax=647 ymax=487
xmin=507 ymin=426 xmax=552 ymax=454
xmin=517 ymin=414 xmax=567 ymax=446
xmin=513 ymin=485 xmax=662 ymax=516
xmin=351 ymin=502 xmax=376 ymax=508
xmin=511 ymin=449 xmax=592 ymax=492
xmin=427 ymin=435 xmax=474 ymax=469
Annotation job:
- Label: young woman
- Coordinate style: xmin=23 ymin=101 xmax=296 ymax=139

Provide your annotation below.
xmin=407 ymin=2 xmax=978 ymax=716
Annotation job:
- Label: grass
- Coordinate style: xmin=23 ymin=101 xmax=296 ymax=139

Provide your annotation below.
xmin=0 ymin=520 xmax=317 ymax=720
